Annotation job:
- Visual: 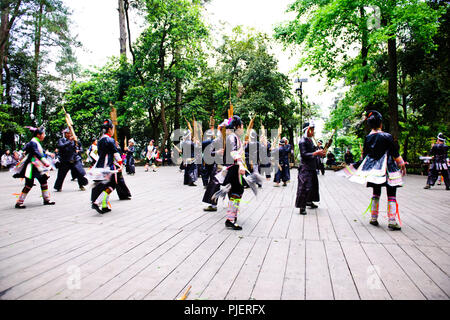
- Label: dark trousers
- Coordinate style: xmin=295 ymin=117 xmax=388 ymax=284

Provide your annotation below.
xmin=274 ymin=163 xmax=290 ymax=183
xmin=223 ymin=165 xmax=244 ymax=198
xmin=203 ymin=177 xmax=221 ymax=206
xmin=184 ymin=163 xmax=198 ymax=185
xmin=126 ymin=156 xmax=135 ymax=174
xmin=318 ymin=163 xmax=325 ymax=175
xmin=427 ymin=167 xmax=450 ymax=187
xmin=91 ymin=175 xmax=115 ymax=203
xmin=295 ymin=166 xmax=319 ymax=208
xmin=260 ymin=163 xmax=272 ymax=178
xmin=91 ymin=172 xmax=130 ymax=201
xmin=201 ymin=163 xmax=216 ymax=186
xmin=54 ymin=161 xmax=88 ymax=190
xmin=24 ymin=169 xmax=49 ymax=191
xmin=372 ymin=184 xmax=397 ymax=197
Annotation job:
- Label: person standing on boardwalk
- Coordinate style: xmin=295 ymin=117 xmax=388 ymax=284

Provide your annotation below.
xmin=125 ymin=139 xmax=136 ymax=175
xmin=340 ymin=110 xmax=406 ymax=230
xmin=424 ymin=133 xmax=450 ymax=190
xmin=53 ymin=128 xmax=88 ymax=192
xmin=219 ymin=115 xmax=247 ymax=230
xmin=182 ymin=132 xmax=199 ymax=186
xmin=13 ymin=127 xmax=55 ymax=208
xmin=259 ymin=138 xmax=272 ymax=181
xmin=273 ymin=137 xmax=291 ymax=187
xmin=89 ymin=120 xmax=123 ymax=214
xmin=144 ymin=140 xmax=157 ymax=172
xmin=295 ymin=121 xmax=326 ymax=215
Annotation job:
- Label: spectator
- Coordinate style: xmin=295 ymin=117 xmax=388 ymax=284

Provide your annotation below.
xmin=162 ymin=148 xmax=172 ymax=166
xmin=326 ymin=151 xmax=337 ymax=166
xmin=344 ymin=149 xmax=354 ymax=165
xmin=1 ymin=150 xmax=14 ymax=169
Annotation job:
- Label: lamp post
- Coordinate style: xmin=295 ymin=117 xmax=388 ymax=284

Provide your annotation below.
xmin=295 ymin=78 xmax=308 ymax=127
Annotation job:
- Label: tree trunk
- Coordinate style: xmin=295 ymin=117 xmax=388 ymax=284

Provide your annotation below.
xmin=4 ymin=54 xmax=12 ymax=105
xmin=0 ymin=7 xmax=8 ymax=104
xmin=402 ymin=92 xmax=408 ymax=162
xmin=158 ymin=25 xmax=169 ymax=149
xmin=0 ymin=0 xmax=22 ymax=105
xmin=174 ymin=50 xmax=182 ymax=131
xmin=30 ymin=1 xmax=44 ymax=122
xmin=387 ymin=36 xmax=399 ymax=142
xmin=118 ymin=0 xmax=127 ymax=57
xmin=381 ymin=2 xmax=399 ymax=142
xmin=360 ymin=6 xmax=369 ymax=84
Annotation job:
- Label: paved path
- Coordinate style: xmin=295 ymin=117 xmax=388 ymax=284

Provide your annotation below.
xmin=0 ymin=167 xmax=449 ymax=300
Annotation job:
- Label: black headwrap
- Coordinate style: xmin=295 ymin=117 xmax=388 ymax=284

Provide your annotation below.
xmin=226 ymin=115 xmax=243 ymax=129
xmin=366 ymin=110 xmax=382 ymax=129
xmin=102 ymin=119 xmax=114 ymax=132
xmin=26 ymin=126 xmax=45 ymax=137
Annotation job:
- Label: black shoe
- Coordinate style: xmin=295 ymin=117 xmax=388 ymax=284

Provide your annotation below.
xmin=54 ymin=189 xmax=61 ymax=192
xmin=424 ymin=185 xmax=430 ymax=189
xmin=388 ymin=223 xmax=401 ymax=231
xmin=92 ymin=203 xmax=103 ymax=214
xmin=92 ymin=203 xmax=110 ymax=214
xmin=119 ymin=197 xmax=132 ymax=200
xmin=300 ymin=208 xmax=307 ymax=215
xmin=43 ymin=201 xmax=55 ymax=205
xmin=225 ymin=219 xmax=242 ymax=230
xmin=15 ymin=203 xmax=26 ymax=209
xmin=306 ymin=202 xmax=318 ymax=209
xmin=369 ymin=220 xmax=379 ymax=226
xmin=282 ymin=182 xmax=287 ymax=186
xmin=189 ymin=183 xmax=197 ymax=186
xmin=203 ymin=206 xmax=217 ymax=212
xmin=446 ymin=187 xmax=450 ymax=190
xmin=79 ymin=186 xmax=86 ymax=191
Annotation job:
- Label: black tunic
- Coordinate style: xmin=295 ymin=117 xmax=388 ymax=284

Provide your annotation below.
xmin=126 ymin=146 xmax=135 ymax=174
xmin=295 ymin=136 xmax=319 ymax=208
xmin=182 ymin=140 xmax=198 ymax=185
xmin=202 ymin=137 xmax=222 ymax=205
xmin=54 ymin=138 xmax=87 ymax=189
xmin=274 ymin=144 xmax=291 ymax=183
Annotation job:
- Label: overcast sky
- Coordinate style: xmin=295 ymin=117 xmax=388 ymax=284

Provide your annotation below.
xmin=65 ymin=0 xmax=340 ymax=133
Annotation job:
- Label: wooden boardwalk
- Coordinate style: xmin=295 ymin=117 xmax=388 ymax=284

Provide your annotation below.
xmin=0 ymin=167 xmax=449 ymax=300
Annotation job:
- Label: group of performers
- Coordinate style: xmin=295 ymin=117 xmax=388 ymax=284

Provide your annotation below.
xmin=10 ymin=109 xmax=448 ymax=233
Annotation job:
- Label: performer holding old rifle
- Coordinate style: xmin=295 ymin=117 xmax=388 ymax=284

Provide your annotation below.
xmin=54 ymin=107 xmax=88 ymax=192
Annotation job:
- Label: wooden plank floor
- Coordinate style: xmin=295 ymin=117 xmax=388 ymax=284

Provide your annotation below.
xmin=0 ymin=167 xmax=449 ymax=300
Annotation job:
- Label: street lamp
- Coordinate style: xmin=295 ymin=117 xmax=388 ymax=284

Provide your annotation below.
xmin=295 ymin=77 xmax=308 ymax=127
